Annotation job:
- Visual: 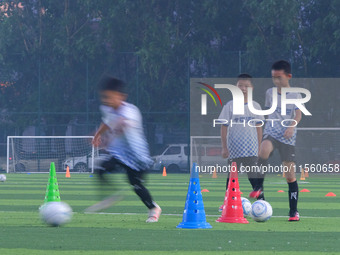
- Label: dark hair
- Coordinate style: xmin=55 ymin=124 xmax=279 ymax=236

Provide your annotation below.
xmin=237 ymin=73 xmax=252 ymax=80
xmin=237 ymin=73 xmax=253 ymax=86
xmin=271 ymin=60 xmax=291 ymax=74
xmin=98 ymin=75 xmax=126 ymax=93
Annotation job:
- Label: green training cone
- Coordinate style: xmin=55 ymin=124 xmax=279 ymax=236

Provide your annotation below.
xmin=44 ymin=162 xmax=61 ymax=203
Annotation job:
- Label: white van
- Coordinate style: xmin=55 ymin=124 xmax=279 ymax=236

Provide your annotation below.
xmin=152 ymin=144 xmax=189 ymax=172
xmin=152 ymin=143 xmax=226 ymax=172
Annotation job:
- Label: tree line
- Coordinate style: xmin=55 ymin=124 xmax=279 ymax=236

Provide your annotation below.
xmin=0 ymin=0 xmax=339 ymax=130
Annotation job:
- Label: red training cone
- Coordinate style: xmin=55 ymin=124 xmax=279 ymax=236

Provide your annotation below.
xmin=325 ymin=192 xmax=336 ymax=197
xmin=300 ymin=189 xmax=310 ymax=192
xmin=216 ymin=162 xmax=249 ymax=224
xmin=278 ymin=190 xmax=284 ymax=193
xmin=201 ymin=189 xmax=209 ymax=192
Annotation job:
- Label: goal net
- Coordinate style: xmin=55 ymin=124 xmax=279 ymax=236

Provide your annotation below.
xmin=295 ymin=128 xmax=340 ymax=173
xmin=191 ymin=128 xmax=340 ymax=175
xmin=7 ymin=136 xmax=95 ymax=173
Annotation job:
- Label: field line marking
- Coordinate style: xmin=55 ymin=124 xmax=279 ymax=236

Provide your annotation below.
xmin=0 ymin=210 xmax=339 ymax=219
xmin=84 ymin=212 xmax=340 ymax=219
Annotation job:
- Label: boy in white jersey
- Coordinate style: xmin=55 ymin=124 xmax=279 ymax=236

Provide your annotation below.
xmin=218 ymin=74 xmax=264 ymax=211
xmin=89 ymin=76 xmax=161 ymax=223
xmin=256 ymin=60 xmax=301 ymax=221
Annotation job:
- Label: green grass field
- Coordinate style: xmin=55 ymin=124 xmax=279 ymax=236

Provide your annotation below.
xmin=1 ymin=173 xmax=340 ymax=255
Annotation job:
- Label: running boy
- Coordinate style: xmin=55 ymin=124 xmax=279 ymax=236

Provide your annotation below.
xmin=90 ymin=75 xmax=161 ymax=223
xmin=218 ymin=74 xmax=264 ymax=211
xmin=256 ymin=60 xmax=301 ymax=221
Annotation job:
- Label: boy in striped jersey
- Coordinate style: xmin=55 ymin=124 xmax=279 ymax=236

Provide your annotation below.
xmin=218 ymin=74 xmax=264 ymax=211
xmin=256 ymin=60 xmax=302 ymax=221
xmin=89 ymin=75 xmax=161 ymax=223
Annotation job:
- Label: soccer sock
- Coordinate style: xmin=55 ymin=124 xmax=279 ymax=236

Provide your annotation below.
xmin=226 ymin=177 xmax=229 ymax=190
xmin=248 ymin=177 xmax=257 ymax=190
xmin=288 ymin=181 xmax=299 ymax=215
xmin=256 ymin=157 xmax=268 ymax=190
xmin=133 ymin=183 xmax=155 ymax=209
xmin=126 ymin=168 xmax=155 ymax=210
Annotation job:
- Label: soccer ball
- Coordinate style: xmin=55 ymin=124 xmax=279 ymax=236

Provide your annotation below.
xmin=241 ymin=197 xmax=252 ymax=216
xmin=39 ymin=202 xmax=73 ymax=226
xmin=0 ymin=174 xmax=6 ymax=182
xmin=250 ymin=200 xmax=273 ymax=222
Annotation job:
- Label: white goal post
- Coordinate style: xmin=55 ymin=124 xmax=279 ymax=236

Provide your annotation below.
xmin=7 ymin=136 xmax=95 ymax=173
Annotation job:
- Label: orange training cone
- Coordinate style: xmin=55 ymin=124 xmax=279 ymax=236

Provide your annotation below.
xmin=162 ymin=167 xmax=167 ymax=177
xmin=212 ymin=168 xmax=217 ymax=178
xmin=282 ymin=171 xmax=286 ymax=178
xmin=304 ymin=168 xmax=309 ymax=178
xmin=65 ymin=166 xmax=71 ymax=178
xmin=300 ymin=168 xmax=305 ymax=181
xmin=216 ymin=162 xmax=249 ymax=224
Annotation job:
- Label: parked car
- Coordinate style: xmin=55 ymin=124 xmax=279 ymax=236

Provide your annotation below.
xmin=151 ymin=143 xmax=226 ymax=172
xmin=152 ymin=144 xmax=189 ymax=172
xmin=63 ymin=149 xmax=109 ymax=172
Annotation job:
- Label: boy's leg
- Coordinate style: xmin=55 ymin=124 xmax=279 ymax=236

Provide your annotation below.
xmin=242 ymin=157 xmax=258 ymax=191
xmin=125 ymin=168 xmax=161 ymax=222
xmin=284 ymin=161 xmax=299 ymax=220
xmin=225 ymin=158 xmax=233 ymax=190
xmin=219 ymin=158 xmax=232 ymax=211
xmin=226 ymin=175 xmax=229 ymax=190
xmin=125 ymin=168 xmax=156 ymax=209
xmin=279 ymin=143 xmax=299 ymax=221
xmin=250 ymin=138 xmax=274 ymax=198
xmin=85 ymin=157 xmax=123 ymax=212
xmin=257 ymin=138 xmax=275 ymax=188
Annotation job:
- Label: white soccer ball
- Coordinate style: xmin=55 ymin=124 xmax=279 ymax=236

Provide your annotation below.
xmin=0 ymin=174 xmax=6 ymax=182
xmin=241 ymin=197 xmax=252 ymax=216
xmin=39 ymin=202 xmax=73 ymax=226
xmin=250 ymin=200 xmax=273 ymax=222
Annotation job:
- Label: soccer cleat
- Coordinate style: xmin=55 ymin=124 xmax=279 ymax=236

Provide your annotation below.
xmin=219 ymin=204 xmax=224 ymax=212
xmin=249 ymin=189 xmax=263 ymax=199
xmin=146 ymin=203 xmax=162 ymax=223
xmin=257 ymin=191 xmax=265 ymax=200
xmin=288 ymin=211 xmax=300 ymax=221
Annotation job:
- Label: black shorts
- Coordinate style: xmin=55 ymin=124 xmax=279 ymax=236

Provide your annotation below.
xmin=263 ymin=135 xmax=295 ymax=162
xmin=228 ymin=156 xmax=258 ymax=178
xmin=98 ymin=156 xmax=146 ymax=187
xmin=228 ymin=156 xmax=258 ymax=168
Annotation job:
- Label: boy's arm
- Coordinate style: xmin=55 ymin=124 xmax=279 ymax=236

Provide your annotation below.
xmin=221 ymin=125 xmax=229 ymax=158
xmin=93 ymin=122 xmax=110 ymax=147
xmin=256 ymin=124 xmax=263 ymax=154
xmin=284 ymin=109 xmax=302 ymax=139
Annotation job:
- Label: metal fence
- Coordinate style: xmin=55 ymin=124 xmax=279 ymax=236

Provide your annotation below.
xmin=0 ymin=51 xmax=339 ymax=172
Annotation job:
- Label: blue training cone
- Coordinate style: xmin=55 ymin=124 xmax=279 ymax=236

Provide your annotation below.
xmin=177 ymin=163 xmax=212 ymax=229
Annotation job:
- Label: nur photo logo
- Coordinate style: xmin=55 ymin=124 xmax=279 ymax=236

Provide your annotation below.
xmin=198 ymin=82 xmax=312 ymax=116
